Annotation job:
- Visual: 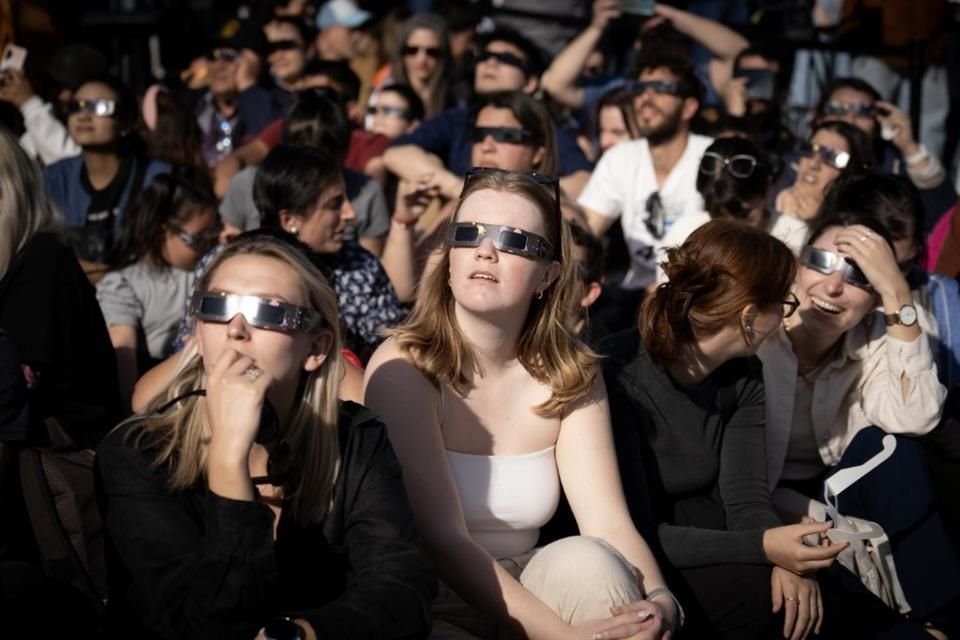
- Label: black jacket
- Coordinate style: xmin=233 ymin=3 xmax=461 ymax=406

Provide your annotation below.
xmin=95 ymin=401 xmax=436 ymax=639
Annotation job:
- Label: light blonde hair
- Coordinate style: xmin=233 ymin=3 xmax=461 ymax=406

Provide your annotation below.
xmin=393 ymin=171 xmax=598 ymax=416
xmin=129 ymin=236 xmax=344 ymax=524
xmin=0 ymin=128 xmax=62 ymax=280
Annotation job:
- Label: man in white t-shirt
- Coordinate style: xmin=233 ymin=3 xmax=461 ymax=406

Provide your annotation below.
xmin=579 ymin=55 xmax=713 ymax=290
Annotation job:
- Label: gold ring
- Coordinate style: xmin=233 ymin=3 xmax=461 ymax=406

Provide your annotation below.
xmin=859 ymin=235 xmax=868 ymax=242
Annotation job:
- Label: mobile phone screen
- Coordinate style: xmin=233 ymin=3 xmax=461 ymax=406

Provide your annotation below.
xmin=735 ymin=68 xmax=776 ymax=102
xmin=0 ymin=44 xmax=28 ymax=73
xmin=621 ymin=0 xmax=656 ymax=16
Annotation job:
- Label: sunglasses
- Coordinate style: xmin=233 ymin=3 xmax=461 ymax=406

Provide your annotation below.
xmin=699 ymin=152 xmax=759 ymax=178
xmin=66 ymin=99 xmax=116 ymax=118
xmin=447 ymin=222 xmax=553 ymax=260
xmin=464 ymin=167 xmax=562 ymax=222
xmin=476 ymin=50 xmax=528 ymax=72
xmin=367 ymin=104 xmax=410 ymax=119
xmin=403 ymin=45 xmax=440 ymax=58
xmin=798 ymin=141 xmax=850 ymax=171
xmin=782 ymin=292 xmax=800 ymax=319
xmin=191 ymin=292 xmax=319 ymax=333
xmin=206 ymin=48 xmax=240 ymax=63
xmin=800 ymin=246 xmax=873 ymax=290
xmin=169 ymin=222 xmax=221 ymax=252
xmin=822 ymin=101 xmax=876 ymax=119
xmin=631 ymin=79 xmax=685 ymax=97
xmin=469 ymin=126 xmax=539 ymax=145
xmin=645 ymin=192 xmax=666 ymax=240
xmin=267 ymin=39 xmax=301 ymax=54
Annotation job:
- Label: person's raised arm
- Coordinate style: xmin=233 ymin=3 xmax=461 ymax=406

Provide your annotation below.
xmin=382 ymin=145 xmax=463 ymax=200
xmin=363 ymin=340 xmax=606 ymax=640
xmin=213 ymin=138 xmax=271 ymax=198
xmin=541 ymin=0 xmax=622 ymax=110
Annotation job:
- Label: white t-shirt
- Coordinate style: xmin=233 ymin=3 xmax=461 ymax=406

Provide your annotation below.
xmin=578 ymin=134 xmax=713 ymax=289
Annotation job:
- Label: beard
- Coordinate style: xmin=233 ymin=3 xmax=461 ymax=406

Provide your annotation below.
xmin=636 ymin=102 xmax=684 ymax=147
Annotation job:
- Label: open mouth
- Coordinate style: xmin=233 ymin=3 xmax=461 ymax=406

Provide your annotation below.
xmin=470 ymin=272 xmax=498 ymax=282
xmin=811 ymin=296 xmax=842 ymax=314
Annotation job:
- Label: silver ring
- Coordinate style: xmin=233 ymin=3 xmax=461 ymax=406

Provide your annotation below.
xmin=859 ymin=235 xmax=868 ymax=242
xmin=244 ymin=366 xmax=263 ymax=381
xmin=785 ymin=597 xmax=798 ymax=602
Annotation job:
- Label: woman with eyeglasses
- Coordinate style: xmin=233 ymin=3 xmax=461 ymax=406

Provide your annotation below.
xmin=365 ymin=83 xmax=424 ymax=140
xmin=96 ymin=169 xmax=220 ymax=414
xmin=95 ymin=234 xmax=436 ymax=640
xmin=607 ymin=220 xmax=844 ymax=640
xmin=756 ymin=202 xmax=960 ymax=635
xmin=365 ymin=169 xmax=680 ymax=640
xmin=773 ymin=121 xmax=871 ymax=227
xmin=383 ymin=13 xmax=452 ymax=119
xmin=42 ymin=77 xmax=170 ymax=281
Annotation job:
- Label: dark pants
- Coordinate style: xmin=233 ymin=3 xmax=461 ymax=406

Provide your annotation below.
xmin=673 ymin=563 xmax=778 ymax=640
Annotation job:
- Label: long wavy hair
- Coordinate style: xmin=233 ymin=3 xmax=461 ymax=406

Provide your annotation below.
xmin=392 ymin=170 xmax=598 ymax=416
xmin=0 ymin=127 xmax=62 ymax=280
xmin=128 ymin=235 xmax=344 ymax=524
xmin=392 ymin=12 xmax=452 ymax=118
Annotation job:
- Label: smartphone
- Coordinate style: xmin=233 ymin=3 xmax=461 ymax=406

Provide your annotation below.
xmin=621 ymin=0 xmax=656 ymax=16
xmin=0 ymin=44 xmax=27 ymax=73
xmin=735 ymin=68 xmax=776 ymax=102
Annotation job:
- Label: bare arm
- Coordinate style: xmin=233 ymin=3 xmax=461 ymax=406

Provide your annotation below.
xmin=383 ymin=146 xmax=463 ymax=200
xmin=213 ymin=138 xmax=271 ymax=198
xmin=584 ymin=205 xmax=617 ymax=237
xmin=541 ymin=0 xmax=622 ymax=110
xmin=108 ymin=325 xmax=139 ymax=416
xmin=131 ymin=350 xmax=181 ymax=414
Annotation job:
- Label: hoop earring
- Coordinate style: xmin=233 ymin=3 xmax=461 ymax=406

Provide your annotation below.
xmin=536 ymin=290 xmax=544 ymax=300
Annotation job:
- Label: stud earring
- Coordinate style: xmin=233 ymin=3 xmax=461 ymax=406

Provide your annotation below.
xmin=745 ymin=324 xmax=753 ymax=334
xmin=289 ymin=227 xmax=299 ymax=236
xmin=536 ymin=290 xmax=544 ymax=300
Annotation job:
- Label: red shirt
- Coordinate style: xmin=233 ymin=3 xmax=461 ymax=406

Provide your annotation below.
xmin=257 ymin=120 xmax=390 ymax=174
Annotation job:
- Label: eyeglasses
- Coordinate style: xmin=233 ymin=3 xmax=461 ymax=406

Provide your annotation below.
xmin=266 ymin=39 xmax=302 ymax=54
xmin=645 ymin=192 xmax=666 ymax=240
xmin=476 ymin=50 xmax=528 ymax=72
xmin=66 ymin=99 xmax=116 ymax=118
xmin=168 ymin=222 xmax=221 ymax=252
xmin=403 ymin=45 xmax=440 ymax=58
xmin=800 ymin=246 xmax=873 ymax=290
xmin=699 ymin=152 xmax=759 ymax=178
xmin=798 ymin=141 xmax=850 ymax=171
xmin=191 ymin=292 xmax=319 ymax=333
xmin=822 ymin=101 xmax=876 ymax=119
xmin=447 ymin=222 xmax=553 ymax=260
xmin=631 ymin=79 xmax=685 ymax=97
xmin=367 ymin=104 xmax=410 ymax=119
xmin=463 ymin=167 xmax=561 ymax=225
xmin=469 ymin=126 xmax=540 ymax=145
xmin=782 ymin=292 xmax=800 ymax=318
xmin=206 ymin=48 xmax=240 ymax=63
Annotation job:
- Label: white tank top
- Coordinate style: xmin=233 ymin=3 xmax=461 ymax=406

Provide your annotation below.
xmin=445 ymin=446 xmax=561 ymax=560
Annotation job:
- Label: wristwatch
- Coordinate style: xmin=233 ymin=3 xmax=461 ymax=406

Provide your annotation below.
xmin=884 ymin=303 xmax=918 ymax=327
xmin=262 ymin=617 xmax=305 ymax=640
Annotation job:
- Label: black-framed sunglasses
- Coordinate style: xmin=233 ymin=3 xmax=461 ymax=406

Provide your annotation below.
xmin=822 ymin=101 xmax=876 ymax=119
xmin=631 ymin=79 xmax=686 ymax=97
xmin=190 ymin=292 xmax=319 ymax=333
xmin=469 ymin=126 xmax=540 ymax=145
xmin=782 ymin=292 xmax=800 ymax=318
xmin=266 ymin=39 xmax=302 ymax=55
xmin=699 ymin=151 xmax=759 ymax=178
xmin=169 ymin=222 xmax=221 ymax=252
xmin=800 ymin=246 xmax=873 ymax=290
xmin=798 ymin=141 xmax=850 ymax=170
xmin=403 ymin=45 xmax=440 ymax=58
xmin=476 ymin=50 xmax=528 ymax=72
xmin=645 ymin=191 xmax=666 ymax=240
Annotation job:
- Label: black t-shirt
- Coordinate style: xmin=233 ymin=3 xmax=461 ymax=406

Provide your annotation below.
xmin=66 ymin=157 xmax=134 ymax=264
xmin=0 ymin=232 xmax=122 ymax=448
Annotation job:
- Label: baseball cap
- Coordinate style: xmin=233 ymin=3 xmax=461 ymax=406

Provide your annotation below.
xmin=316 ymin=0 xmax=371 ymax=30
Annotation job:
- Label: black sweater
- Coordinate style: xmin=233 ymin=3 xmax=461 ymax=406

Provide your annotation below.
xmin=603 ymin=330 xmax=782 ymax=568
xmin=95 ymin=401 xmax=437 ymax=639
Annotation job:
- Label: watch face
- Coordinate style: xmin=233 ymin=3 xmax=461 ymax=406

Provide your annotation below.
xmin=899 ymin=305 xmax=918 ymax=326
xmin=263 ymin=618 xmax=303 ymax=640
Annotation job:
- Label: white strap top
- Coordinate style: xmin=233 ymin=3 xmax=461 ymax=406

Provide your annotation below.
xmin=445 ymin=446 xmax=561 ymax=560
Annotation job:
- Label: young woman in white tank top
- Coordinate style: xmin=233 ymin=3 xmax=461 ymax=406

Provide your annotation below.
xmin=364 ymin=169 xmax=680 ymax=640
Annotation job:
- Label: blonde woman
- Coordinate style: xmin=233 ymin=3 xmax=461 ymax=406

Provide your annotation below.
xmin=0 ymin=126 xmax=120 ymax=448
xmin=95 ymin=235 xmax=435 ymax=639
xmin=364 ymin=169 xmax=679 ymax=640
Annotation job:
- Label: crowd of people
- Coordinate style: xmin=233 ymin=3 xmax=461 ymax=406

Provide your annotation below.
xmin=1 ymin=0 xmax=960 ymax=638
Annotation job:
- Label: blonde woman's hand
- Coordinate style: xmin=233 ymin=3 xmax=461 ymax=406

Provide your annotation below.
xmin=763 ymin=524 xmax=846 ymax=575
xmin=572 ymin=598 xmax=669 ymax=640
xmin=395 ymin=173 xmax=441 ymax=225
xmin=771 ymin=567 xmax=823 ymax=640
xmin=205 ymin=348 xmax=272 ymax=465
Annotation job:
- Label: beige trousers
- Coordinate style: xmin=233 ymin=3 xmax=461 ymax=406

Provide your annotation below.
xmin=430 ymin=536 xmax=643 ymax=640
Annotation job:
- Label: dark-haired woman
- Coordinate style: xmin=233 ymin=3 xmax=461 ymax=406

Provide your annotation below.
xmin=97 ymin=170 xmax=219 ymax=411
xmin=606 ymin=220 xmax=843 ymax=640
xmin=758 ymin=207 xmax=960 ymax=634
xmin=42 ymin=78 xmax=170 ymax=278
